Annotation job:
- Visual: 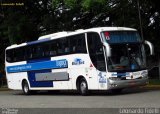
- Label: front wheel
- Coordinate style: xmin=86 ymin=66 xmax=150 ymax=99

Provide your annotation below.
xmin=22 ymin=80 xmax=31 ymax=95
xmin=79 ymin=79 xmax=89 ymax=96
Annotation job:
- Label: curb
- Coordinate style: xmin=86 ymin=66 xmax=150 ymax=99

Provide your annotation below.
xmin=0 ymin=88 xmax=10 ymax=91
xmin=1 ymin=85 xmax=160 ymax=91
xmin=141 ymin=85 xmax=160 ymax=90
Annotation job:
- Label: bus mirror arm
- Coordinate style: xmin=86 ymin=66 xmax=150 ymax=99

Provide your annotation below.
xmin=145 ymin=40 xmax=154 ymax=55
xmin=103 ymin=42 xmax=111 ymax=57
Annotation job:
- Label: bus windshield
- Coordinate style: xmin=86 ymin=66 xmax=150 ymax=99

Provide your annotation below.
xmin=102 ymin=31 xmax=146 ymax=72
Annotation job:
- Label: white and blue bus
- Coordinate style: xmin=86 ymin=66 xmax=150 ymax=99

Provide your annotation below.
xmin=5 ymin=27 xmax=154 ymax=95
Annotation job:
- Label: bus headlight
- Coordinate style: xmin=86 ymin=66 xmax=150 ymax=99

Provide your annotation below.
xmin=110 ymin=84 xmax=118 ymax=87
xmin=109 ymin=77 xmax=121 ymax=80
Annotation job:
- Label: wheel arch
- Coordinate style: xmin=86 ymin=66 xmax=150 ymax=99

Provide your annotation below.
xmin=76 ymin=75 xmax=87 ymax=90
xmin=21 ymin=79 xmax=29 ymax=89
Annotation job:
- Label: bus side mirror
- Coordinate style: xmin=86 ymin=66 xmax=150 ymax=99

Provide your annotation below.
xmin=145 ymin=40 xmax=154 ymax=55
xmin=103 ymin=42 xmax=111 ymax=57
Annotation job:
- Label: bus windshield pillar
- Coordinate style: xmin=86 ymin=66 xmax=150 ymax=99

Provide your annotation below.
xmin=103 ymin=42 xmax=111 ymax=57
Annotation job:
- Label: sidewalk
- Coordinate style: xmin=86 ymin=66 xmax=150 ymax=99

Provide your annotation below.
xmin=0 ymin=87 xmax=10 ymax=91
xmin=142 ymin=84 xmax=160 ymax=90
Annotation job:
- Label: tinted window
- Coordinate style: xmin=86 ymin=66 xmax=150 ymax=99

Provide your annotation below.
xmin=6 ymin=47 xmax=26 ymax=62
xmin=68 ymin=34 xmax=87 ymax=54
xmin=6 ymin=49 xmax=14 ymax=62
xmin=102 ymin=31 xmax=141 ymax=44
xmin=6 ymin=33 xmax=87 ymax=63
xmin=87 ymin=32 xmax=106 ymax=71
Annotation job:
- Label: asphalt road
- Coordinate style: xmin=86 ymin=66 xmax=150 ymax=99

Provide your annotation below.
xmin=0 ymin=88 xmax=160 ymax=109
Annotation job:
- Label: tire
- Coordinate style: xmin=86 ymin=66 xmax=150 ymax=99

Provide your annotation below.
xmin=79 ymin=78 xmax=89 ymax=96
xmin=22 ymin=80 xmax=31 ymax=95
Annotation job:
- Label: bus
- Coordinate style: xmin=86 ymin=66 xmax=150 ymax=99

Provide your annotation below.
xmin=5 ymin=27 xmax=154 ymax=95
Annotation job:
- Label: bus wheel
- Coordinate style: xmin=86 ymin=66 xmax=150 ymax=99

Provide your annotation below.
xmin=79 ymin=78 xmax=89 ymax=96
xmin=22 ymin=80 xmax=31 ymax=95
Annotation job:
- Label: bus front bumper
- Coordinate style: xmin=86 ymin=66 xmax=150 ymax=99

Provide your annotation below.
xmin=108 ymin=78 xmax=148 ymax=89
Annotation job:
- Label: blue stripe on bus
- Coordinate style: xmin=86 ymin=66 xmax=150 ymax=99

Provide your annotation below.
xmin=27 ymin=58 xmax=53 ymax=87
xmin=28 ymin=69 xmax=53 ymax=87
xmin=6 ymin=59 xmax=68 ymax=73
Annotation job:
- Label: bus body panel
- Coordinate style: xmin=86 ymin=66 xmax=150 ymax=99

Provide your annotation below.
xmin=6 ymin=61 xmax=27 ymax=90
xmin=107 ymin=70 xmax=148 ymax=89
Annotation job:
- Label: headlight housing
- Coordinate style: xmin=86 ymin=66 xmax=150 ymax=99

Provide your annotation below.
xmin=109 ymin=77 xmax=121 ymax=80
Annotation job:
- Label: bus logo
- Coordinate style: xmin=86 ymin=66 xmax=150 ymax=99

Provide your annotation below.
xmin=56 ymin=60 xmax=68 ymax=67
xmin=72 ymin=58 xmax=84 ymax=65
xmin=104 ymin=32 xmax=110 ymax=40
xmin=98 ymin=72 xmax=106 ymax=83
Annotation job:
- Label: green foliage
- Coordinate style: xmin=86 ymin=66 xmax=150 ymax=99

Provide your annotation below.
xmin=81 ymin=0 xmax=106 ymax=12
xmin=0 ymin=0 xmax=159 ymax=49
xmin=2 ymin=12 xmax=38 ymax=44
xmin=0 ymin=0 xmax=159 ymax=50
xmin=52 ymin=0 xmax=62 ymax=9
xmin=64 ymin=0 xmax=78 ymax=9
xmin=1 ymin=0 xmax=160 ymax=44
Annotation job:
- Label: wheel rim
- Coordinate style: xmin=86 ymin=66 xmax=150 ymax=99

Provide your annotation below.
xmin=80 ymin=81 xmax=87 ymax=93
xmin=24 ymin=83 xmax=29 ymax=93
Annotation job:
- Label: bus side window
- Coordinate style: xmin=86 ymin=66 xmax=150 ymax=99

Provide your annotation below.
xmin=42 ymin=43 xmax=50 ymax=57
xmin=6 ymin=47 xmax=26 ymax=62
xmin=48 ymin=41 xmax=57 ymax=56
xmin=6 ymin=50 xmax=13 ymax=62
xmin=71 ymin=37 xmax=76 ymax=53
xmin=64 ymin=39 xmax=70 ymax=53
xmin=87 ymin=32 xmax=106 ymax=71
xmin=13 ymin=49 xmax=18 ymax=62
xmin=57 ymin=42 xmax=63 ymax=55
xmin=77 ymin=34 xmax=86 ymax=53
xmin=36 ymin=45 xmax=43 ymax=58
xmin=65 ymin=46 xmax=70 ymax=53
xmin=69 ymin=34 xmax=87 ymax=54
xmin=76 ymin=38 xmax=84 ymax=53
xmin=31 ymin=46 xmax=36 ymax=59
xmin=18 ymin=47 xmax=26 ymax=61
xmin=26 ymin=47 xmax=32 ymax=59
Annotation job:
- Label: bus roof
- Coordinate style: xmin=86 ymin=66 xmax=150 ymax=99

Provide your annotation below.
xmin=38 ymin=27 xmax=136 ymax=40
xmin=6 ymin=27 xmax=137 ymax=50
